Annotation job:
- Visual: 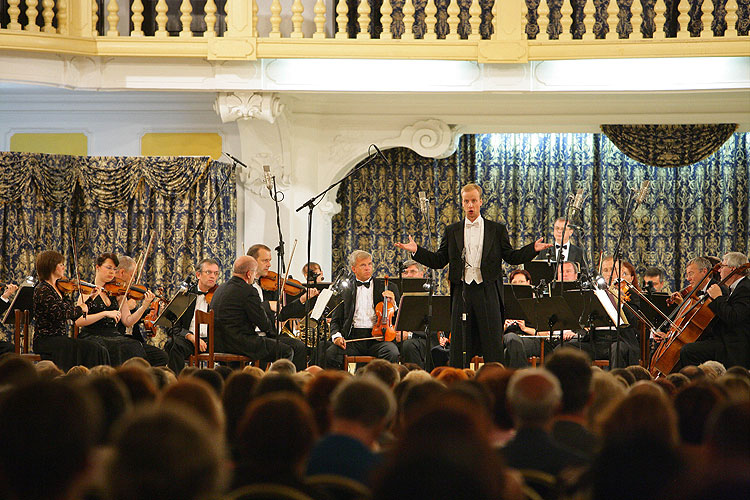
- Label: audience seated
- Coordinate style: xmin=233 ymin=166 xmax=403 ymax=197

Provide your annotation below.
xmin=358 ymin=359 xmax=400 ymax=388
xmin=160 ymin=378 xmax=225 ymax=432
xmin=475 ymin=365 xmax=516 ymax=447
xmin=304 ymin=370 xmax=350 ymax=435
xmin=222 ymin=371 xmax=260 ymax=444
xmin=191 ymin=368 xmax=225 ymax=396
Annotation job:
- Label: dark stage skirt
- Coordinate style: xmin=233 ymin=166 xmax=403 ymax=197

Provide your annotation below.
xmin=34 ymin=335 xmax=110 ymax=371
xmin=81 ymin=333 xmax=147 ymax=366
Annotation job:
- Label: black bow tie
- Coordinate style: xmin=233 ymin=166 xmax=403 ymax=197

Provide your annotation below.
xmin=555 ymin=244 xmax=568 ymax=249
xmin=356 ymin=280 xmax=371 ymax=288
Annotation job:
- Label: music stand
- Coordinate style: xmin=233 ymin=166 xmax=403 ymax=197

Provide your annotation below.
xmin=517 ymin=296 xmax=581 ymax=334
xmin=640 ymin=292 xmax=676 ymax=329
xmin=394 ymin=293 xmax=452 ymax=333
xmin=375 ymin=277 xmax=428 ymax=295
xmin=504 ymin=284 xmax=533 ymax=321
xmin=2 ymin=282 xmax=35 ymax=325
xmin=154 ymin=291 xmax=197 ymax=330
xmin=524 ymin=260 xmax=556 ymax=285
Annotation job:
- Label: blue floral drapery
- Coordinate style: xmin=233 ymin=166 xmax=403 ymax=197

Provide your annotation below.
xmin=0 ymin=152 xmax=236 ymax=300
xmin=332 ymin=133 xmax=749 ymax=293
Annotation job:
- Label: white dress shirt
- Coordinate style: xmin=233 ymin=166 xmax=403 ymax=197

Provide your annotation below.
xmin=554 ymin=241 xmax=570 ymax=262
xmin=464 ymin=216 xmax=484 ymax=284
xmin=331 ymin=279 xmax=376 ymax=341
xmin=188 ymin=293 xmax=210 ymax=338
xmin=253 ymin=282 xmax=267 ymax=336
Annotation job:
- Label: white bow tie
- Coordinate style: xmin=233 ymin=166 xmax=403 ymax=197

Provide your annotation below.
xmin=466 ymin=220 xmax=480 ymax=228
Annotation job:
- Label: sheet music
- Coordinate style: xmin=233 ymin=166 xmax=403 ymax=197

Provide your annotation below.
xmin=594 ymin=289 xmax=629 ymax=327
xmin=310 ymin=288 xmax=334 ymax=321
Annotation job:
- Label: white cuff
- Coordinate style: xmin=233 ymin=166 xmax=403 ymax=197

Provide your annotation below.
xmin=331 ymin=333 xmax=342 ymax=341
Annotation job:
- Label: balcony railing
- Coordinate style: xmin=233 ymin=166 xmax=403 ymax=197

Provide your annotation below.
xmin=0 ymin=0 xmax=747 ymax=62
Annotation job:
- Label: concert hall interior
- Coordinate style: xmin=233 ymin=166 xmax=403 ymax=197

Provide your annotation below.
xmin=1 ymin=3 xmax=750 ymax=500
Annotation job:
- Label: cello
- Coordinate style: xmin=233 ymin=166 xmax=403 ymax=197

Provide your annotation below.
xmin=649 ymin=262 xmax=750 ymax=377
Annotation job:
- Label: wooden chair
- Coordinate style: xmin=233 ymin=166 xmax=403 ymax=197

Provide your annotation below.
xmin=189 ymin=309 xmax=252 ymax=369
xmin=306 ymin=474 xmax=372 ymax=500
xmin=14 ymin=309 xmax=40 ymax=362
xmin=343 ymin=355 xmax=375 ymax=373
xmin=593 ymin=359 xmax=610 ymax=368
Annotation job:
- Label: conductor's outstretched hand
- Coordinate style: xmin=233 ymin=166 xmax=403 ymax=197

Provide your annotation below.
xmin=395 ymin=235 xmax=418 ymax=254
xmin=534 ymin=238 xmax=553 ymax=252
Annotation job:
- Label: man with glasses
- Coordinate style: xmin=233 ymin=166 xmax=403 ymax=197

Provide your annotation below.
xmin=164 ymin=258 xmax=220 ymax=373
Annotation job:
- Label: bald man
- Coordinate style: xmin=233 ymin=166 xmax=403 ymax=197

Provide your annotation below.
xmin=210 ymin=255 xmax=292 ymax=364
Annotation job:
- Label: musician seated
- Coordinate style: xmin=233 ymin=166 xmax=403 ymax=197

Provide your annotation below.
xmin=679 ymin=252 xmax=750 ymax=369
xmin=399 ymin=260 xmax=444 ymax=369
xmin=538 ymin=217 xmax=586 ymax=268
xmin=503 ymin=269 xmax=556 ymax=368
xmin=325 ymin=250 xmax=400 ymax=370
xmin=643 ymin=266 xmax=668 ymax=293
xmin=210 ymin=256 xmax=293 ymax=365
xmin=0 ymin=283 xmax=18 ymax=355
xmin=654 ymin=257 xmax=714 ymax=340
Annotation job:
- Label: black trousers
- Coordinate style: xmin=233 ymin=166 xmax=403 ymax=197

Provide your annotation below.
xmin=324 ymin=328 xmax=399 ymax=370
xmin=164 ymin=334 xmax=195 ymax=374
xmin=278 ymin=335 xmax=307 ymax=372
xmin=503 ymin=333 xmax=554 ymax=368
xmin=401 ymin=332 xmax=439 ymax=369
xmin=450 ymin=282 xmax=504 ymax=368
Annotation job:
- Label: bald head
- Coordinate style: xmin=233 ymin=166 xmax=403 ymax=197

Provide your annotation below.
xmin=507 ymin=369 xmax=562 ymax=427
xmin=233 ymin=256 xmax=258 ymax=283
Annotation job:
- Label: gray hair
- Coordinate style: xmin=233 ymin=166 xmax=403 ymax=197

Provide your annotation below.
xmin=723 ymin=252 xmax=749 ymax=275
xmin=687 ymin=256 xmax=712 ymax=272
xmin=268 ymin=359 xmax=296 ymax=375
xmin=349 ymin=250 xmax=372 ymax=267
xmin=117 ymin=256 xmax=137 ymax=273
xmin=507 ymin=369 xmax=562 ymax=426
xmin=331 ymin=376 xmax=396 ymax=429
xmin=402 ymin=259 xmax=424 ymax=273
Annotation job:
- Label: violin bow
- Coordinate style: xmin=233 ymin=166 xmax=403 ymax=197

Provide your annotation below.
xmin=69 ymin=234 xmax=86 ymax=318
xmin=280 ymin=239 xmax=298 ymax=306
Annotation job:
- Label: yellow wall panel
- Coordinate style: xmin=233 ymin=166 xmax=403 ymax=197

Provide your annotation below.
xmin=141 ymin=133 xmax=222 ymax=160
xmin=10 ymin=133 xmax=88 ymax=155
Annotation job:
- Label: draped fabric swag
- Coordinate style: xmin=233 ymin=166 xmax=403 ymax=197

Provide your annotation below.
xmin=0 ymin=152 xmax=236 ymax=304
xmin=332 ymin=133 xmax=749 ymax=294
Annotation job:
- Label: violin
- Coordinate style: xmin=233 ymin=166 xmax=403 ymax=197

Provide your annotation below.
xmin=142 ymin=286 xmax=167 ymax=337
xmin=259 ymin=270 xmax=306 ymax=297
xmin=56 ymin=278 xmax=98 ymax=295
xmin=104 ymin=278 xmax=165 ymax=301
xmin=204 ymin=284 xmax=218 ymax=305
xmin=666 ymin=285 xmax=692 ymax=306
xmin=372 ymin=276 xmax=397 ymax=342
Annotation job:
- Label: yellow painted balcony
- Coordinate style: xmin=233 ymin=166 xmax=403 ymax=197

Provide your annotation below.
xmin=0 ymin=0 xmax=747 ymax=62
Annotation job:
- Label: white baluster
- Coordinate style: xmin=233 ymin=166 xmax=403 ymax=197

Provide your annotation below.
xmin=25 ymin=0 xmax=40 ymax=32
xmin=725 ymin=0 xmax=738 ymax=37
xmin=583 ymin=0 xmax=595 ymax=40
xmin=42 ymin=0 xmax=54 ymax=32
xmin=106 ymin=0 xmax=119 ymax=36
xmin=155 ymin=0 xmax=168 ymax=37
xmin=179 ymin=0 xmax=192 ymax=37
xmin=8 ymin=0 xmax=21 ymax=30
xmin=538 ymin=0 xmax=550 ymax=40
xmin=559 ymin=0 xmax=573 ymax=40
xmin=335 ymin=0 xmax=348 ymax=38
xmin=424 ymin=0 xmax=437 ymax=39
xmin=205 ymin=0 xmax=217 ymax=37
xmin=631 ymin=0 xmax=642 ymax=39
xmin=92 ymin=0 xmax=99 ymax=36
xmin=357 ymin=0 xmax=371 ymax=39
xmin=402 ymin=0 xmax=415 ymax=39
xmin=653 ymin=0 xmax=666 ymax=39
xmin=291 ymin=0 xmax=304 ymax=38
xmin=468 ymin=0 xmax=481 ymax=40
xmin=446 ymin=0 xmax=460 ymax=40
xmin=676 ymin=0 xmax=690 ymax=38
xmin=381 ymin=0 xmax=393 ymax=39
xmin=56 ymin=0 xmax=68 ymax=34
xmin=131 ymin=0 xmax=144 ymax=36
xmin=606 ymin=0 xmax=619 ymax=40
xmin=313 ymin=0 xmax=326 ymax=38
xmin=270 ymin=0 xmax=282 ymax=38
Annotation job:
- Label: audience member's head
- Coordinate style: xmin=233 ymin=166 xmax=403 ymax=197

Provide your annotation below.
xmin=679 ymin=365 xmax=706 ymax=381
xmin=716 ymin=375 xmax=750 ymax=402
xmin=625 ymin=365 xmax=653 ymax=382
xmin=149 ymin=366 xmax=173 ymax=390
xmin=78 ymin=375 xmax=132 ymax=445
xmin=304 ymin=370 xmax=350 ymax=435
xmin=402 ymin=369 xmax=432 ymax=384
xmin=179 ymin=366 xmax=199 ymax=378
xmin=160 ymin=378 xmax=225 ymax=432
xmin=598 ymin=390 xmax=679 ymax=447
xmin=115 ymin=366 xmax=158 ymax=405
xmin=398 ymin=380 xmax=448 ymax=432
xmin=242 ymin=365 xmax=265 ymax=378
xmin=107 ymin=406 xmax=226 ymax=500
xmin=214 ymin=365 xmax=234 ymax=380
xmin=705 ymin=401 xmax=750 ymax=463
xmin=330 ymin=377 xmax=396 ymax=448
xmin=726 ymin=365 xmax=750 ymax=380
xmin=65 ymin=365 xmax=90 ymax=378
xmin=698 ymin=360 xmax=726 ymax=380
xmin=395 ymin=363 xmax=410 ymax=381
xmin=587 ymin=370 xmax=627 ymax=428
xmin=254 ymin=373 xmax=304 ymax=398
xmin=545 ymin=347 xmax=592 ymax=415
xmin=0 ymin=380 xmax=101 ymax=500
xmin=610 ymin=368 xmax=636 ymax=386
xmin=476 ymin=366 xmax=516 ymax=431
xmin=90 ymin=364 xmax=116 ymax=377
xmin=121 ymin=357 xmax=151 ymax=371
xmin=359 ymin=359 xmax=400 ymax=388
xmin=653 ymin=377 xmax=678 ymax=398
xmin=268 ymin=358 xmax=297 ymax=375
xmin=0 ymin=354 xmax=38 ymax=389
xmin=191 ymin=368 xmax=224 ymax=396
xmin=507 ymin=368 xmax=562 ymax=428
xmin=222 ymin=371 xmax=260 ymax=442
xmin=666 ymin=372 xmax=690 ymax=389
xmin=435 ymin=366 xmax=470 ymax=385
xmin=673 ymin=382 xmax=724 ymax=445
xmin=235 ymin=393 xmax=316 ymax=480
xmin=35 ymin=359 xmax=64 ymax=380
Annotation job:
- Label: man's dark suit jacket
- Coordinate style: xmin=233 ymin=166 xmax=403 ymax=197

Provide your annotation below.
xmin=539 ymin=242 xmax=586 ymax=268
xmin=330 ymin=278 xmax=401 ymax=339
xmin=413 ymin=219 xmax=538 ymax=311
xmin=210 ymin=276 xmax=274 ymax=358
xmin=705 ymin=276 xmax=750 ymax=367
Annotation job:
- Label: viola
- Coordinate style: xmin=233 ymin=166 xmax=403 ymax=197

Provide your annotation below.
xmin=56 ymin=278 xmax=98 ymax=295
xmin=142 ymin=286 xmax=167 ymax=337
xmin=372 ymin=276 xmax=397 ymax=342
xmin=259 ymin=270 xmax=306 ymax=297
xmin=204 ymin=284 xmax=218 ymax=305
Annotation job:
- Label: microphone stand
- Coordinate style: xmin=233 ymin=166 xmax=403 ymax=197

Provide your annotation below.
xmin=266 ymin=173 xmax=286 ymax=363
xmin=422 ymin=196 xmax=437 ymax=371
xmin=609 ymin=188 xmax=637 ymax=368
xmin=296 ymin=145 xmax=383 ymax=360
xmin=461 ymin=248 xmax=468 ymax=369
xmin=554 ymin=195 xmax=575 ymax=297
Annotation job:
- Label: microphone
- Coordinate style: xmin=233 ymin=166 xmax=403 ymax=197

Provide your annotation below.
xmin=263 ymin=164 xmax=273 ymax=192
xmin=635 ymin=180 xmax=650 ymax=205
xmin=222 ymin=152 xmax=248 ymax=168
xmin=418 ymin=191 xmax=428 ymax=214
xmin=572 ymin=188 xmax=584 ymax=213
xmin=566 ymin=223 xmax=583 ymax=231
xmin=372 ymin=144 xmax=392 ymax=167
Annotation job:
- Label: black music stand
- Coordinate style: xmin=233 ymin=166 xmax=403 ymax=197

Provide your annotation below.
xmin=2 ymin=283 xmax=35 ymax=325
xmin=375 ymin=277 xmax=429 ymax=296
xmin=505 ymin=284 xmax=533 ymax=321
xmin=562 ymin=289 xmax=620 ymax=329
xmin=394 ymin=293 xmax=451 ymax=370
xmin=525 ymin=260 xmax=556 ymax=285
xmin=517 ymin=297 xmax=581 ymax=344
xmin=640 ymin=292 xmax=676 ymax=329
xmin=154 ymin=291 xmax=197 ymax=330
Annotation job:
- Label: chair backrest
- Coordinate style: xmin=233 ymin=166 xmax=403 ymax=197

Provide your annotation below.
xmin=306 ymin=474 xmax=372 ymax=500
xmin=224 ymin=483 xmax=315 ymax=500
xmin=195 ymin=309 xmax=214 ymax=361
xmin=14 ymin=309 xmax=31 ymax=354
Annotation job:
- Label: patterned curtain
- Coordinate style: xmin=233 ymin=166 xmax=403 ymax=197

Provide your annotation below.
xmin=332 ymin=133 xmax=749 ymax=294
xmin=0 ymin=152 xmax=236 ymax=299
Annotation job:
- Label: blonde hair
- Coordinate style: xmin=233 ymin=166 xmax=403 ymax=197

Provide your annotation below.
xmin=461 ymin=183 xmax=483 ymax=198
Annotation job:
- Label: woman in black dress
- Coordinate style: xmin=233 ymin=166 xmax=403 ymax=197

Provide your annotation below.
xmin=33 ymin=250 xmax=110 ymax=370
xmin=75 ymin=253 xmax=147 ymax=366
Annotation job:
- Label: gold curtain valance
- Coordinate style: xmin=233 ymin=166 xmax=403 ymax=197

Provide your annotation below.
xmin=600 ymin=124 xmax=738 ymax=168
xmin=0 ymin=152 xmax=212 ymax=209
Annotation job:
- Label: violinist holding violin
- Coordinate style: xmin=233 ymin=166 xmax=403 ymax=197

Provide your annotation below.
xmin=325 ymin=250 xmax=400 ymax=370
xmin=32 ymin=250 xmax=110 ymax=370
xmin=0 ymin=282 xmax=19 ymax=355
xmin=74 ymin=253 xmax=148 ymax=366
xmin=163 ymin=257 xmax=218 ymax=374
xmin=113 ymin=256 xmax=169 ymax=368
xmin=679 ymin=252 xmax=750 ymax=369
